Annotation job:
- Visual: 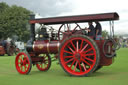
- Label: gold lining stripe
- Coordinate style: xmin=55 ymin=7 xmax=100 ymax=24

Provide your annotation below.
xmin=57 ymin=42 xmax=60 ymax=52
xmin=32 ymin=41 xmax=35 ymax=51
xmin=47 ymin=43 xmax=50 ymax=53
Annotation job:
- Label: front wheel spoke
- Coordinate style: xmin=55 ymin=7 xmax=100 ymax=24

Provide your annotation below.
xmin=24 ymin=65 xmax=28 ymax=71
xmin=41 ymin=64 xmax=43 ymax=68
xmin=43 ymin=64 xmax=45 ymax=68
xmin=20 ymin=66 xmax=23 ymax=71
xmin=25 ymin=60 xmax=29 ymax=64
xmin=44 ymin=64 xmax=47 ymax=68
xmin=19 ymin=59 xmax=22 ymax=62
xmin=18 ymin=62 xmax=21 ymax=65
xmin=65 ymin=58 xmax=74 ymax=64
xmin=82 ymin=59 xmax=91 ymax=66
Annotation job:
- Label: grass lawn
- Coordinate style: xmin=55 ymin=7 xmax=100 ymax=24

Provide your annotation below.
xmin=0 ymin=48 xmax=128 ymax=85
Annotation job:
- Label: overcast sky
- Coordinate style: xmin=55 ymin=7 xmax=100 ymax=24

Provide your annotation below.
xmin=0 ymin=0 xmax=128 ymax=34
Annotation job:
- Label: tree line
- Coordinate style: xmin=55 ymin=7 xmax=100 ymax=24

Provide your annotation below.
xmin=0 ymin=2 xmax=31 ymax=42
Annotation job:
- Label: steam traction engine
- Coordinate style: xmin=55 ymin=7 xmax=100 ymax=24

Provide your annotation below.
xmin=15 ymin=12 xmax=119 ymax=76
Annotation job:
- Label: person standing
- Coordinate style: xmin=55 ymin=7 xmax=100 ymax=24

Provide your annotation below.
xmin=95 ymin=21 xmax=102 ymax=40
xmin=85 ymin=22 xmax=95 ymax=38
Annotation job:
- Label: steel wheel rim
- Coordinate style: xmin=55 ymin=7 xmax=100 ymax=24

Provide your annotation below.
xmin=60 ymin=37 xmax=97 ymax=76
xmin=36 ymin=54 xmax=50 ymax=71
xmin=15 ymin=52 xmax=31 ymax=74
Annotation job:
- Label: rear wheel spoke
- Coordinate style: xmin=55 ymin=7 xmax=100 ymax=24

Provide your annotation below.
xmin=65 ymin=58 xmax=74 ymax=64
xmin=69 ymin=60 xmax=76 ymax=69
xmin=63 ymin=50 xmax=73 ymax=54
xmin=74 ymin=61 xmax=78 ymax=71
xmin=82 ymin=56 xmax=94 ymax=63
xmin=78 ymin=62 xmax=82 ymax=72
xmin=82 ymin=48 xmax=93 ymax=54
xmin=70 ymin=41 xmax=76 ymax=50
xmin=82 ymin=62 xmax=87 ymax=71
xmin=82 ymin=59 xmax=91 ymax=66
xmin=68 ymin=46 xmax=75 ymax=53
xmin=80 ymin=44 xmax=88 ymax=53
xmin=64 ymin=56 xmax=74 ymax=59
xmin=80 ymin=40 xmax=83 ymax=50
xmin=76 ymin=41 xmax=79 ymax=52
xmin=84 ymin=53 xmax=94 ymax=56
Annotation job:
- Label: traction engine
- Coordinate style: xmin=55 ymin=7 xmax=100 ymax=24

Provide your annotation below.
xmin=15 ymin=12 xmax=119 ymax=76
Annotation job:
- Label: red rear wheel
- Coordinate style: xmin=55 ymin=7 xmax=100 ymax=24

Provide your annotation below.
xmin=59 ymin=35 xmax=100 ymax=76
xmin=15 ymin=52 xmax=32 ymax=74
xmin=36 ymin=54 xmax=51 ymax=71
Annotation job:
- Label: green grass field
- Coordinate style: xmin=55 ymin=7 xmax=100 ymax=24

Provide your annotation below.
xmin=0 ymin=48 xmax=128 ymax=85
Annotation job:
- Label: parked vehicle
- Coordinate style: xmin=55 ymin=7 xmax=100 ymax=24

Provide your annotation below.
xmin=0 ymin=40 xmax=19 ymax=56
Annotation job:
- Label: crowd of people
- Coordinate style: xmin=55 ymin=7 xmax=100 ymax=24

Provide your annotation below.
xmin=119 ymin=37 xmax=128 ymax=48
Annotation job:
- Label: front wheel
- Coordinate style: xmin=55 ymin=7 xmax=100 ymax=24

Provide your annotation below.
xmin=59 ymin=35 xmax=100 ymax=76
xmin=36 ymin=54 xmax=51 ymax=71
xmin=15 ymin=52 xmax=32 ymax=74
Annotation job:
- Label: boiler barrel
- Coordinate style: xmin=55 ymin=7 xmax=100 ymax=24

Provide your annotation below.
xmin=26 ymin=40 xmax=60 ymax=54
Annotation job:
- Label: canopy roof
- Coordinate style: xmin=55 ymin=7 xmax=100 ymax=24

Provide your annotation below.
xmin=30 ymin=12 xmax=119 ymax=25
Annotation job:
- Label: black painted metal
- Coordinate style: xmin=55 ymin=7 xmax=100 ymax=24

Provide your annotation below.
xmin=30 ymin=14 xmax=36 ymax=43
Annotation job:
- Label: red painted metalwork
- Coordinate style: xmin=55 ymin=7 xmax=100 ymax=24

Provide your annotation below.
xmin=59 ymin=36 xmax=97 ymax=76
xmin=15 ymin=52 xmax=32 ymax=74
xmin=95 ymin=40 xmax=113 ymax=66
xmin=30 ymin=12 xmax=119 ymax=25
xmin=33 ymin=40 xmax=60 ymax=54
